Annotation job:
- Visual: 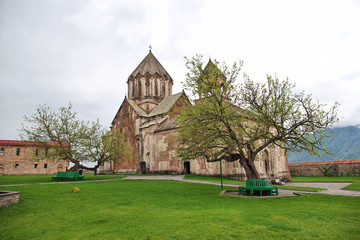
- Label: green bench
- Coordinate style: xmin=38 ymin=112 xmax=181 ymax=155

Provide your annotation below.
xmin=239 ymin=179 xmax=278 ymax=196
xmin=51 ymin=171 xmax=84 ymax=181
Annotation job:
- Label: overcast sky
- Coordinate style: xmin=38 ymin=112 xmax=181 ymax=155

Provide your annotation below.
xmin=1 ymin=0 xmax=359 ymax=140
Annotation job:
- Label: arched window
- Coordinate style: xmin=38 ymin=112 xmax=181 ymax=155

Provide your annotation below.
xmin=16 ymin=148 xmax=20 ymax=156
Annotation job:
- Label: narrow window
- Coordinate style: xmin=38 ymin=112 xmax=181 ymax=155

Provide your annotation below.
xmin=34 ymin=164 xmax=38 ymax=169
xmin=16 ymin=148 xmax=20 ymax=156
xmin=155 ymin=80 xmax=158 ymax=96
xmin=146 ymin=79 xmax=150 ymax=96
xmin=44 ymin=164 xmax=47 ymax=168
xmin=35 ymin=149 xmax=39 ymax=156
xmin=45 ymin=148 xmax=48 ymax=157
xmin=132 ymin=81 xmax=135 ymax=98
xmin=0 ymin=148 xmax=4 ymax=156
xmin=15 ymin=163 xmax=19 ymax=169
xmin=138 ymin=80 xmax=142 ymax=97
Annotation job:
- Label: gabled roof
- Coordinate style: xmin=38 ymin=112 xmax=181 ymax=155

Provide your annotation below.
xmin=201 ymin=59 xmax=226 ymax=82
xmin=129 ymin=51 xmax=172 ymax=81
xmin=112 ymin=92 xmax=187 ymax=126
xmin=154 ymin=117 xmax=180 ymax=133
xmin=148 ymin=92 xmax=184 ymax=117
xmin=126 ymin=98 xmax=148 ymax=117
xmin=140 ymin=116 xmax=168 ymax=129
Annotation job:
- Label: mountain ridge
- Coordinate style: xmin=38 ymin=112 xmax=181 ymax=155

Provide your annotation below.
xmin=287 ymin=125 xmax=360 ymax=163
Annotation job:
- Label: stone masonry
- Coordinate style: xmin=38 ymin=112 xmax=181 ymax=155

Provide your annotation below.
xmin=288 ymin=159 xmax=360 ymax=177
xmin=0 ymin=140 xmax=68 ymax=175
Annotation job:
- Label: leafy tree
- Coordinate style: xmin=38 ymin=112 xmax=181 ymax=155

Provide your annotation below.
xmin=176 ymin=55 xmax=339 ymax=179
xmin=20 ymin=103 xmax=130 ymax=171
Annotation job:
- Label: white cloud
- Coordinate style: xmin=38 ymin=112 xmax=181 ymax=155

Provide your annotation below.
xmin=0 ymin=0 xmax=359 ymax=139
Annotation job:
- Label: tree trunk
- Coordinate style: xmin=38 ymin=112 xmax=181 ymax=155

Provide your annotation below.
xmin=69 ymin=161 xmax=81 ymax=171
xmin=68 ymin=160 xmax=100 ymax=171
xmin=239 ymin=158 xmax=261 ymax=179
xmin=79 ymin=163 xmax=100 ymax=171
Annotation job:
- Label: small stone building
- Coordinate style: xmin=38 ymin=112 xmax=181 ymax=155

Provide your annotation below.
xmin=0 ymin=140 xmax=68 ymax=175
xmin=99 ymin=51 xmax=291 ymax=180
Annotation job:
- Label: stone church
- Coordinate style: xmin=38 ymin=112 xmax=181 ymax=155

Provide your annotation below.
xmin=99 ymin=51 xmax=291 ymax=181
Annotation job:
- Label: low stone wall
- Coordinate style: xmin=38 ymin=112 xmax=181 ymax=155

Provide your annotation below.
xmin=289 ymin=160 xmax=360 ymax=177
xmin=0 ymin=191 xmax=20 ymax=207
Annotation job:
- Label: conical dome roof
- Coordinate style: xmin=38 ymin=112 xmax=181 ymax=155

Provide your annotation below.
xmin=129 ymin=51 xmax=172 ymax=82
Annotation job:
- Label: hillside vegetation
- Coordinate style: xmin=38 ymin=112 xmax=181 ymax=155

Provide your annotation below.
xmin=288 ymin=126 xmax=360 ymax=163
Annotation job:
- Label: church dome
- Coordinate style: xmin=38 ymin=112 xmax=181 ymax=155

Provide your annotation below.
xmin=127 ymin=50 xmax=173 ymax=105
xmin=128 ymin=50 xmax=173 ymax=83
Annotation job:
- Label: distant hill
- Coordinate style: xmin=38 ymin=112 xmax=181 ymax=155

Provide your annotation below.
xmin=287 ymin=126 xmax=360 ymax=163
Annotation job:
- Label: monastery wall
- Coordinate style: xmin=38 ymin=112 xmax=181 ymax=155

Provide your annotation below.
xmin=108 ymin=101 xmax=141 ymax=174
xmin=0 ymin=143 xmax=67 ymax=175
xmin=289 ymin=160 xmax=360 ymax=177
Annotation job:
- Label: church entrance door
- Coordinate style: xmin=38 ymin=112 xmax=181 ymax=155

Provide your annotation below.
xmin=184 ymin=162 xmax=190 ymax=174
xmin=140 ymin=162 xmax=146 ymax=174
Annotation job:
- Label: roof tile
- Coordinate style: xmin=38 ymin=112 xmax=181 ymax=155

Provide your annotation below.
xmin=148 ymin=92 xmax=183 ymax=117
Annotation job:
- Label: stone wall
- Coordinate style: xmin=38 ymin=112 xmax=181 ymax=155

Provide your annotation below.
xmin=0 ymin=141 xmax=68 ymax=175
xmin=0 ymin=191 xmax=20 ymax=207
xmin=288 ymin=160 xmax=360 ymax=177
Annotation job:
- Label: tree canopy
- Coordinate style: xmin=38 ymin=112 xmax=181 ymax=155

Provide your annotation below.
xmin=176 ymin=55 xmax=339 ymax=179
xmin=20 ymin=103 xmax=130 ymax=171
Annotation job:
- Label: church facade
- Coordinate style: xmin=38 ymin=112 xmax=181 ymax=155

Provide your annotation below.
xmin=99 ymin=51 xmax=291 ymax=181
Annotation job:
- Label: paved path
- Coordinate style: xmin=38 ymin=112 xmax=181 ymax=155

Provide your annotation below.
xmin=124 ymin=175 xmax=185 ymax=180
xmin=124 ymin=175 xmax=360 ymax=197
xmin=2 ymin=175 xmax=359 ymax=197
xmin=285 ymin=182 xmax=360 ymax=197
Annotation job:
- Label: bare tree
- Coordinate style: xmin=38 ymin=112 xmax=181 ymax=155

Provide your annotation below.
xmin=20 ymin=103 xmax=130 ymax=171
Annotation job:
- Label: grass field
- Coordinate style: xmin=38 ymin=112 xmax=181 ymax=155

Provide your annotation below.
xmin=1 ymin=176 xmax=360 ymax=239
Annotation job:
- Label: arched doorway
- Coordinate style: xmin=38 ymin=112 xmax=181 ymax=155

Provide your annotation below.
xmin=57 ymin=164 xmax=63 ymax=172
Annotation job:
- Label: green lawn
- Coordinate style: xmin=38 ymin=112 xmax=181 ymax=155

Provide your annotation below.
xmin=1 ymin=179 xmax=359 ymax=239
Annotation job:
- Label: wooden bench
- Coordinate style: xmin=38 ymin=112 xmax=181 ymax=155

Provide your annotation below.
xmin=239 ymin=179 xmax=278 ymax=196
xmin=51 ymin=171 xmax=84 ymax=181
